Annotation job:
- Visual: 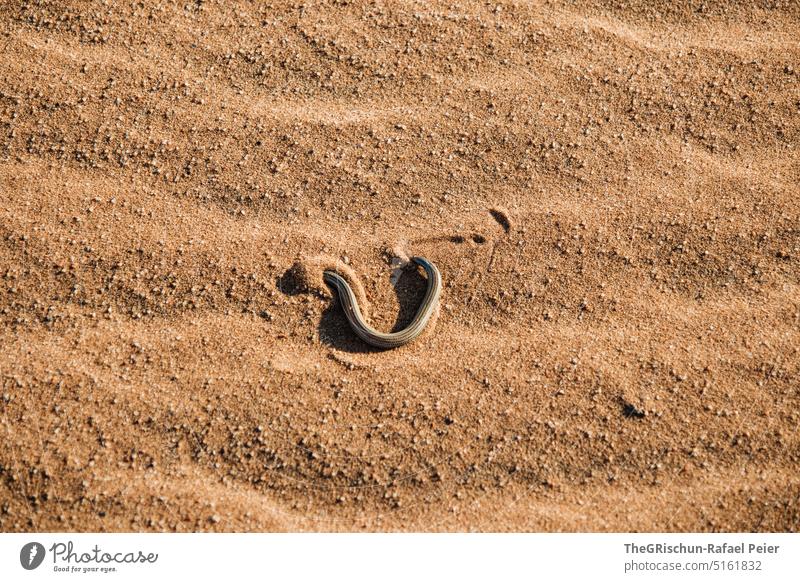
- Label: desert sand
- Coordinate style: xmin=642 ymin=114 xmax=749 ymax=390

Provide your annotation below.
xmin=1 ymin=1 xmax=798 ymax=532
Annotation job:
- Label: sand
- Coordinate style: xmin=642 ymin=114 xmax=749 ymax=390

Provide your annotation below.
xmin=1 ymin=1 xmax=798 ymax=532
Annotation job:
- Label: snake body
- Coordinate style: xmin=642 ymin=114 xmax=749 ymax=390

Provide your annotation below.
xmin=323 ymin=257 xmax=441 ymax=349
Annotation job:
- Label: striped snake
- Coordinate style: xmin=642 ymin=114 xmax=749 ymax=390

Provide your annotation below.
xmin=323 ymin=257 xmax=441 ymax=349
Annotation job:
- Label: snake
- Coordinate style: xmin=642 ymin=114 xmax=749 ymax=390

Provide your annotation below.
xmin=323 ymin=257 xmax=441 ymax=349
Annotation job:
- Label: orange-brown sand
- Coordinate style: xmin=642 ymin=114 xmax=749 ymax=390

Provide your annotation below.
xmin=1 ymin=1 xmax=798 ymax=532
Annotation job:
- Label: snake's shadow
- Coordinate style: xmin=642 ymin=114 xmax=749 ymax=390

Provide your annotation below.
xmin=317 ymin=264 xmax=428 ymax=353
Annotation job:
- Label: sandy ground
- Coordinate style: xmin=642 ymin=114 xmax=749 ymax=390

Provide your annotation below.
xmin=1 ymin=1 xmax=799 ymax=532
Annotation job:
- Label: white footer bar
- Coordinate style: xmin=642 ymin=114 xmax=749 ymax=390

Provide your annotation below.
xmin=1 ymin=533 xmax=797 ymax=581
